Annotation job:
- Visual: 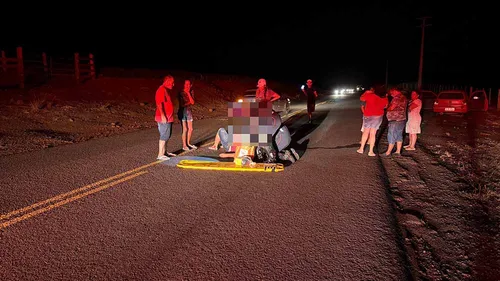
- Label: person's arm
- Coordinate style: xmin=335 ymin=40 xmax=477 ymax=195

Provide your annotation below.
xmin=270 ymin=89 xmax=280 ymax=102
xmin=386 ymin=97 xmax=397 ymax=111
xmin=302 ymin=88 xmax=308 ymax=97
xmin=381 ymin=96 xmax=389 ymax=109
xmin=409 ymin=102 xmax=417 ymax=111
xmin=156 ymin=88 xmax=167 ymax=123
xmin=314 ymin=90 xmax=318 ymax=98
xmin=409 ymin=99 xmax=420 ymax=111
xmin=219 ymin=152 xmax=235 ymax=158
xmin=187 ymin=90 xmax=195 ymax=105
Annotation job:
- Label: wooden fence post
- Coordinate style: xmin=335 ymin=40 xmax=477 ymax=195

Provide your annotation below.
xmin=49 ymin=56 xmax=53 ymax=77
xmin=497 ymin=89 xmax=500 ymax=111
xmin=89 ymin=53 xmax=95 ymax=79
xmin=42 ymin=52 xmax=48 ymax=78
xmin=16 ymin=47 xmax=24 ymax=89
xmin=488 ymin=88 xmax=492 ymax=106
xmin=74 ymin=52 xmax=80 ymax=83
xmin=1 ymin=50 xmax=6 ymax=72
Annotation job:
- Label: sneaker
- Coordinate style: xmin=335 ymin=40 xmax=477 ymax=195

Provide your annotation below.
xmin=188 ymin=144 xmax=198 ymax=149
xmin=157 ymin=155 xmax=170 ymax=160
xmin=279 ymin=150 xmax=295 ymax=163
xmin=290 ymin=148 xmax=300 ymax=160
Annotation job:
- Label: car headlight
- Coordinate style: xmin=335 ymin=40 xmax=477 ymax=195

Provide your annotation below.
xmin=237 ymin=99 xmax=243 ymax=103
xmin=287 ymin=98 xmax=290 ymax=103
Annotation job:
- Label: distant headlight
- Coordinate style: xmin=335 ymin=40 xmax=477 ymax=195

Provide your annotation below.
xmin=237 ymin=99 xmax=243 ymax=102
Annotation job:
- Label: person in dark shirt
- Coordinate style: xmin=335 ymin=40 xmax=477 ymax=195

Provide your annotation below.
xmin=302 ymin=79 xmax=318 ymax=123
xmin=177 ymin=79 xmax=197 ymax=151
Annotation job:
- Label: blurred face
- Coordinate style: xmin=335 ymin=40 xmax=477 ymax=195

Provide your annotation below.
xmin=411 ymin=91 xmax=418 ymax=100
xmin=390 ymin=89 xmax=400 ymax=97
xmin=257 ymin=79 xmax=266 ymax=89
xmin=184 ymin=80 xmax=191 ymax=91
xmin=163 ymin=77 xmax=174 ymax=89
xmin=306 ymin=80 xmax=312 ymax=87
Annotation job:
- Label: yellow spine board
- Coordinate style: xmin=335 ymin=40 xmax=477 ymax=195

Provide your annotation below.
xmin=177 ymin=160 xmax=284 ymax=172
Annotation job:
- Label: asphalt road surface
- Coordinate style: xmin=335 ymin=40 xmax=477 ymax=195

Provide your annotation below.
xmin=0 ymin=95 xmax=411 ymax=280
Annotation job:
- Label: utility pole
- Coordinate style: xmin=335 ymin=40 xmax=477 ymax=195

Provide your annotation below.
xmin=417 ymin=16 xmax=431 ymax=91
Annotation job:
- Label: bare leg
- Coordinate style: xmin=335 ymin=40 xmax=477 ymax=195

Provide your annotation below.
xmin=158 ymin=140 xmax=166 ymax=158
xmin=404 ymin=136 xmax=411 ymax=148
xmin=210 ymin=132 xmax=221 ymax=150
xmin=395 ymin=141 xmax=403 ymax=154
xmin=357 ymin=129 xmax=370 ymax=153
xmin=406 ymin=134 xmax=417 ymax=150
xmin=181 ymin=121 xmax=188 ymax=149
xmin=187 ymin=121 xmax=194 ymax=147
xmin=368 ymin=128 xmax=377 ymax=156
xmin=385 ymin=144 xmax=395 ymax=155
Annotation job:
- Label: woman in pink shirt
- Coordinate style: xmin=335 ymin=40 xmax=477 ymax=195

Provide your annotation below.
xmin=404 ymin=91 xmax=422 ymax=151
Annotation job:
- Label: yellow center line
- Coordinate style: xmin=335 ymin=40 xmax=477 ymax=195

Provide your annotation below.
xmin=0 ymin=161 xmax=162 ymax=221
xmin=0 ymin=171 xmax=148 ymax=230
xmin=0 ymin=99 xmax=332 ymax=228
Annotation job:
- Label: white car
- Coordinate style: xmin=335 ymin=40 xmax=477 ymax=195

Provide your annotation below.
xmin=237 ymin=89 xmax=291 ymax=114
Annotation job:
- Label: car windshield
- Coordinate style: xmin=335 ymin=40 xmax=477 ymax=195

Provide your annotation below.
xmin=438 ymin=92 xmax=465 ymax=99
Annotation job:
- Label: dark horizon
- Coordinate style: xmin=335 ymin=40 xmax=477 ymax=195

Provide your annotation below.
xmin=2 ymin=3 xmax=499 ymax=90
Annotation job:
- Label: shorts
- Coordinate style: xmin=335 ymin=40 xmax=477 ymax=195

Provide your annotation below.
xmin=307 ymin=102 xmax=315 ymax=113
xmin=387 ymin=120 xmax=405 ymax=144
xmin=362 ymin=115 xmax=383 ymax=130
xmin=218 ymin=128 xmax=229 ymax=151
xmin=158 ymin=122 xmax=172 ymax=141
xmin=178 ymin=107 xmax=193 ymax=122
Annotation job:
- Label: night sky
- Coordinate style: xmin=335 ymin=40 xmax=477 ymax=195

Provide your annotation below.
xmin=2 ymin=2 xmax=498 ymax=89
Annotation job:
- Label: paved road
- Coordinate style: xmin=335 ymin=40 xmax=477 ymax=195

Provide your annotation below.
xmin=0 ymin=95 xmax=411 ymax=280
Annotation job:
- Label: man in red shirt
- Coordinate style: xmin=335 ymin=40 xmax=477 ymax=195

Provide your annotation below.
xmin=357 ymin=89 xmax=388 ymax=156
xmin=155 ymin=75 xmax=176 ymax=160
